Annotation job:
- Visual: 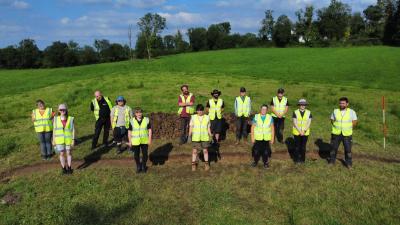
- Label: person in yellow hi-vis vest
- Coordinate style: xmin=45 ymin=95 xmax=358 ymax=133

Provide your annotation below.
xmin=31 ymin=99 xmax=55 ymax=160
xmin=128 ymin=107 xmax=152 ymax=173
xmin=177 ymin=84 xmax=195 ymax=145
xmin=251 ymin=104 xmax=275 ymax=169
xmin=189 ymin=104 xmax=212 ymax=171
xmin=52 ymin=104 xmax=75 ymax=175
xmin=330 ymin=97 xmax=358 ymax=169
xmin=110 ymin=96 xmax=132 ymax=154
xmin=292 ymin=99 xmax=312 ymax=164
xmin=90 ymin=90 xmax=112 ymax=150
xmin=234 ymin=87 xmax=251 ymax=144
xmin=206 ymin=89 xmax=224 ymax=145
xmin=270 ymin=88 xmax=289 ymax=143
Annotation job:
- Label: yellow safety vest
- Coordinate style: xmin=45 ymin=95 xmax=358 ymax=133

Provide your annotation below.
xmin=292 ymin=109 xmax=311 ymax=136
xmin=130 ymin=117 xmax=150 ymax=146
xmin=177 ymin=93 xmax=194 ymax=115
xmin=112 ymin=106 xmax=131 ymax=129
xmin=191 ymin=114 xmax=210 ymax=142
xmin=332 ymin=108 xmax=353 ymax=136
xmin=92 ymin=96 xmax=112 ymax=120
xmin=54 ymin=116 xmax=74 ymax=145
xmin=235 ymin=96 xmax=251 ymax=117
xmin=33 ymin=108 xmax=53 ymax=133
xmin=254 ymin=114 xmax=272 ymax=141
xmin=208 ymin=98 xmax=223 ymax=120
xmin=271 ymin=96 xmax=287 ymax=118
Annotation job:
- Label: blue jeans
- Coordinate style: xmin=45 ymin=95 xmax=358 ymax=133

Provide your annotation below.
xmin=37 ymin=131 xmax=53 ymax=157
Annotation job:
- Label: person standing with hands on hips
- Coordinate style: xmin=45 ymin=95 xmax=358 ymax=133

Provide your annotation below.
xmin=177 ymin=84 xmax=195 ymax=145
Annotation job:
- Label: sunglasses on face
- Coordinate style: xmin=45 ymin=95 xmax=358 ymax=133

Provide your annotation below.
xmin=117 ymin=100 xmax=124 ymax=102
xmin=59 ymin=109 xmax=66 ymax=112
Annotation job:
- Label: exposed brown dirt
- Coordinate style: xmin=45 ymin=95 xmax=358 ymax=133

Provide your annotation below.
xmin=1 ymin=192 xmax=21 ymax=205
xmin=0 ymin=150 xmax=398 ymax=182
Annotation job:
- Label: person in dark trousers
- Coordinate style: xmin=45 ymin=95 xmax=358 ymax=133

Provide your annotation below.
xmin=128 ymin=107 xmax=152 ymax=173
xmin=251 ymin=104 xmax=275 ymax=169
xmin=292 ymin=99 xmax=312 ymax=164
xmin=270 ymin=88 xmax=289 ymax=143
xmin=330 ymin=97 xmax=358 ymax=169
xmin=90 ymin=90 xmax=112 ymax=150
xmin=234 ymin=87 xmax=251 ymax=145
xmin=110 ymin=96 xmax=132 ymax=154
xmin=177 ymin=84 xmax=195 ymax=145
xmin=206 ymin=89 xmax=224 ymax=145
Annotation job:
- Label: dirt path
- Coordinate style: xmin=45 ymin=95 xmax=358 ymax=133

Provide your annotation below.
xmin=1 ymin=151 xmax=399 ymax=182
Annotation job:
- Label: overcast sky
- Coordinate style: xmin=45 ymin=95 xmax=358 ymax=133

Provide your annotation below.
xmin=0 ymin=0 xmax=377 ymax=49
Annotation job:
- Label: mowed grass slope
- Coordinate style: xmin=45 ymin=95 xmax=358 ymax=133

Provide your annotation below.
xmin=0 ymin=47 xmax=399 ymax=225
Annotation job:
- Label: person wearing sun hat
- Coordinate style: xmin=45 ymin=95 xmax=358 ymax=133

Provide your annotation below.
xmin=110 ymin=95 xmax=132 ymax=154
xmin=292 ymin=99 xmax=312 ymax=164
xmin=52 ymin=103 xmax=75 ymax=175
xmin=206 ymin=89 xmax=224 ymax=145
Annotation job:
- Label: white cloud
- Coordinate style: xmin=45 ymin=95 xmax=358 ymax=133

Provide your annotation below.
xmin=60 ymin=17 xmax=70 ymax=25
xmin=0 ymin=0 xmax=29 ymax=9
xmin=159 ymin=12 xmax=203 ymax=25
xmin=64 ymin=0 xmax=166 ymax=8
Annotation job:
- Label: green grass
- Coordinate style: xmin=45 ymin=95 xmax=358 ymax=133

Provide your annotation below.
xmin=0 ymin=46 xmax=399 ymax=225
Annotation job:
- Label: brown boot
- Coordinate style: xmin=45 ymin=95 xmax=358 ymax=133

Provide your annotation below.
xmin=192 ymin=162 xmax=197 ymax=171
xmin=204 ymin=162 xmax=210 ymax=171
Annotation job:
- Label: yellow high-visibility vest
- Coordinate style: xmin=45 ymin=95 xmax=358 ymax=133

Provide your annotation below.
xmin=112 ymin=106 xmax=131 ymax=129
xmin=177 ymin=93 xmax=194 ymax=115
xmin=92 ymin=96 xmax=112 ymax=120
xmin=292 ymin=109 xmax=311 ymax=136
xmin=54 ymin=116 xmax=74 ymax=145
xmin=254 ymin=114 xmax=272 ymax=141
xmin=208 ymin=98 xmax=223 ymax=120
xmin=332 ymin=108 xmax=353 ymax=136
xmin=271 ymin=96 xmax=287 ymax=118
xmin=33 ymin=108 xmax=53 ymax=133
xmin=130 ymin=117 xmax=150 ymax=146
xmin=191 ymin=114 xmax=210 ymax=142
xmin=235 ymin=96 xmax=251 ymax=117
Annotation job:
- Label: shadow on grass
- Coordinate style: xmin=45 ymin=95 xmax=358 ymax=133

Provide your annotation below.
xmin=77 ymin=145 xmax=113 ymax=169
xmin=75 ymin=134 xmax=94 ymax=146
xmin=314 ymin=138 xmax=331 ymax=162
xmin=149 ymin=143 xmax=173 ymax=166
xmin=63 ymin=199 xmax=139 ymax=225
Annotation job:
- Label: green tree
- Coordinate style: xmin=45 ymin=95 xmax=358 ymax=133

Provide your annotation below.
xmin=295 ymin=5 xmax=317 ymax=45
xmin=0 ymin=46 xmax=19 ymax=68
xmin=350 ymin=12 xmax=366 ymax=38
xmin=273 ymin=15 xmax=292 ymax=47
xmin=364 ymin=4 xmax=385 ymax=38
xmin=43 ymin=41 xmax=68 ymax=68
xmin=187 ymin=27 xmax=208 ymax=51
xmin=79 ymin=45 xmax=99 ymax=65
xmin=383 ymin=0 xmax=397 ymax=44
xmin=18 ymin=39 xmax=41 ymax=68
xmin=174 ymin=30 xmax=189 ymax=53
xmin=137 ymin=13 xmax=166 ymax=59
xmin=207 ymin=22 xmax=231 ymax=50
xmin=259 ymin=10 xmax=274 ymax=41
xmin=317 ymin=0 xmax=351 ymax=40
xmin=163 ymin=35 xmax=175 ymax=51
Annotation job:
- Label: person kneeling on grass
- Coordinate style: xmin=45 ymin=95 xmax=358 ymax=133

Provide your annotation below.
xmin=128 ymin=107 xmax=152 ymax=173
xmin=52 ymin=104 xmax=75 ymax=175
xmin=251 ymin=104 xmax=275 ymax=169
xmin=189 ymin=104 xmax=212 ymax=171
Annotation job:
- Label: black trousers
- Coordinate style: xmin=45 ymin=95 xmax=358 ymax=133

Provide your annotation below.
xmin=294 ymin=135 xmax=308 ymax=162
xmin=236 ymin=116 xmax=249 ymax=140
xmin=92 ymin=117 xmax=111 ymax=148
xmin=132 ymin=144 xmax=148 ymax=167
xmin=330 ymin=134 xmax=353 ymax=166
xmin=113 ymin=126 xmax=127 ymax=143
xmin=180 ymin=117 xmax=190 ymax=144
xmin=273 ymin=117 xmax=285 ymax=142
xmin=253 ymin=140 xmax=271 ymax=165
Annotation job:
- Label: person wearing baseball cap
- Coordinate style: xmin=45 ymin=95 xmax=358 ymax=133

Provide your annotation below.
xmin=110 ymin=96 xmax=133 ymax=154
xmin=270 ymin=88 xmax=289 ymax=143
xmin=206 ymin=89 xmax=224 ymax=148
xmin=234 ymin=87 xmax=251 ymax=144
xmin=292 ymin=99 xmax=312 ymax=164
xmin=52 ymin=104 xmax=75 ymax=175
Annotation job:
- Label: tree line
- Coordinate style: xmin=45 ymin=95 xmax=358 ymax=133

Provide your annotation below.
xmin=1 ymin=0 xmax=399 ymax=68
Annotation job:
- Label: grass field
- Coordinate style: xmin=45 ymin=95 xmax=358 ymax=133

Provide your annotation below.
xmin=0 ymin=46 xmax=400 ymax=225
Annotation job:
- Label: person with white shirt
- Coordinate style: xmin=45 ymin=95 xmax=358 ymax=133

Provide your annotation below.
xmin=330 ymin=97 xmax=358 ymax=169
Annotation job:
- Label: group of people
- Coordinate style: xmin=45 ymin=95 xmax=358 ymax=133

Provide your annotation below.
xmin=31 ymin=85 xmax=358 ymax=175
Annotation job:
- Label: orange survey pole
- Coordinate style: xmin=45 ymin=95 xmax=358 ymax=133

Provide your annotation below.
xmin=382 ymin=96 xmax=387 ymax=149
